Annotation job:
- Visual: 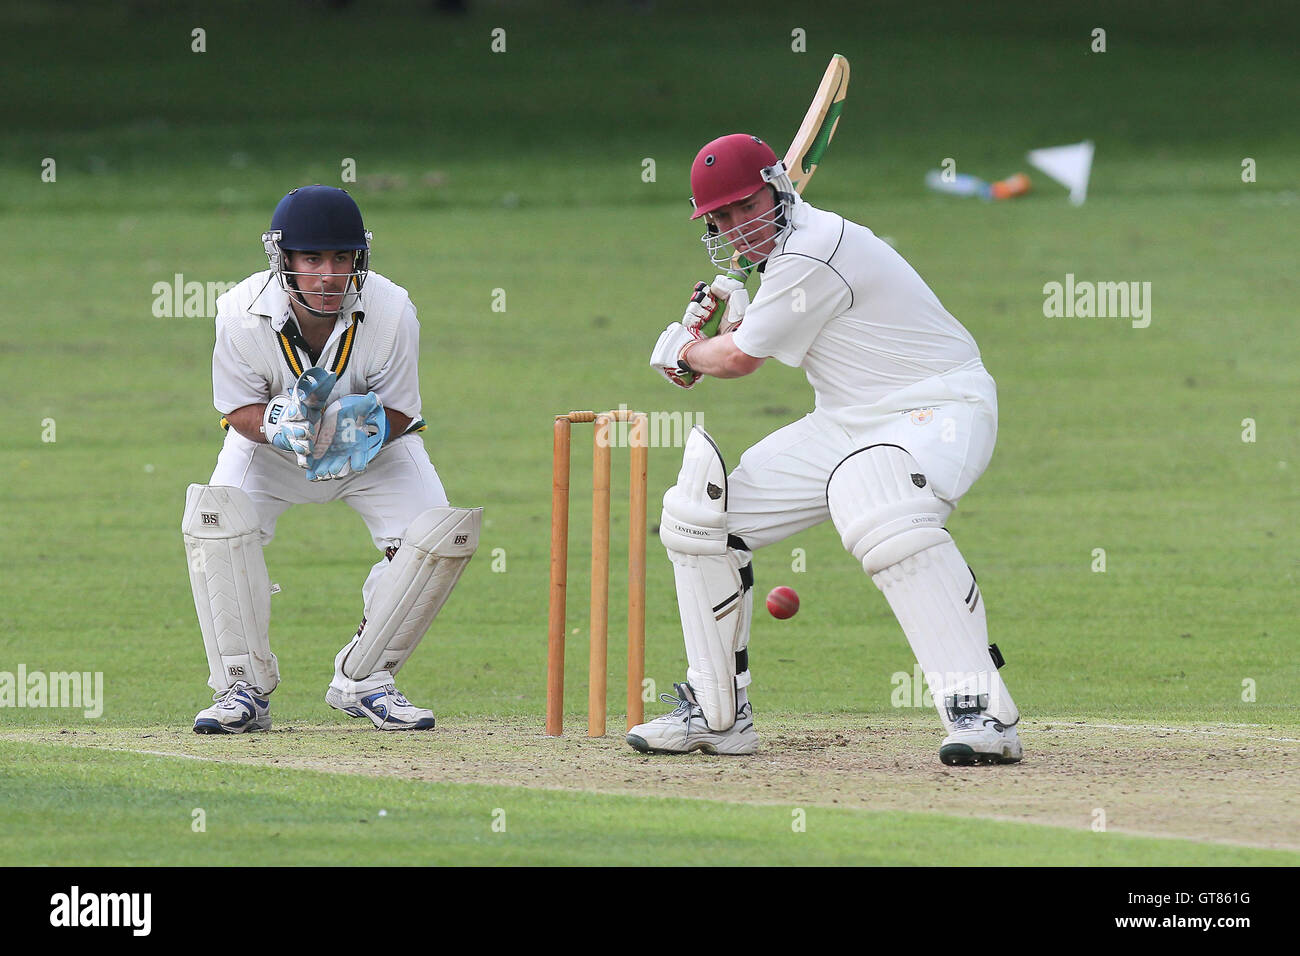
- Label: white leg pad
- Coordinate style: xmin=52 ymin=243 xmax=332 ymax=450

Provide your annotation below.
xmin=182 ymin=484 xmax=279 ymax=695
xmin=874 ymin=544 xmax=1018 ymax=729
xmin=660 ymin=425 xmax=752 ymax=731
xmin=666 ymin=547 xmax=753 ymax=731
xmin=827 ymin=445 xmax=1017 ymax=730
xmin=334 ymin=506 xmax=481 ymax=686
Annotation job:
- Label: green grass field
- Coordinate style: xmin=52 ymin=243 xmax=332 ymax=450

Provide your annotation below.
xmin=1 ymin=0 xmax=1297 ymax=866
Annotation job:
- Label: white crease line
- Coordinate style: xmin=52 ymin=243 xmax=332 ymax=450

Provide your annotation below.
xmin=123 ymin=748 xmax=228 ymax=762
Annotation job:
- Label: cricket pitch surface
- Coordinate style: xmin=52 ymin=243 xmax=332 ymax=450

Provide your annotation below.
xmin=7 ymin=715 xmax=1297 ymax=852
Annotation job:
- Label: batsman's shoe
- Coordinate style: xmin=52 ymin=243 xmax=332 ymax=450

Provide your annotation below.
xmin=325 ymin=683 xmax=435 ymax=731
xmin=939 ymin=712 xmax=1023 ymax=766
xmin=193 ymin=682 xmax=271 ymax=735
xmin=626 ymin=682 xmax=758 ymax=755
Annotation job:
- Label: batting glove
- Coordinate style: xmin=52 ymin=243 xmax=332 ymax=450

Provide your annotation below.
xmin=682 ymin=281 xmax=724 ymax=338
xmin=683 ymin=275 xmax=750 ymax=340
xmin=650 ymin=322 xmax=702 ymax=389
xmin=708 ymin=274 xmax=749 ymax=332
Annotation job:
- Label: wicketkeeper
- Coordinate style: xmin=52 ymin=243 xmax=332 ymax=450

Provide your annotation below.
xmin=183 ymin=185 xmax=481 ymax=733
xmin=636 ymin=134 xmax=1022 ymax=765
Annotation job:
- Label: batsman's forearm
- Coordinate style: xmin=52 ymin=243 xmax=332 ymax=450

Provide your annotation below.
xmin=227 ymin=404 xmax=270 ymax=444
xmin=682 ymin=333 xmax=765 ymax=379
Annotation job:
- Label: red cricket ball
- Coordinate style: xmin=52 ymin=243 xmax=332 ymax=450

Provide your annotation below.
xmin=766 ymin=586 xmax=800 ymax=619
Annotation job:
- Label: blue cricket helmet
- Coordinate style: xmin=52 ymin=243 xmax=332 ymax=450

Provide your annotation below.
xmin=270 ymin=185 xmax=369 ymax=251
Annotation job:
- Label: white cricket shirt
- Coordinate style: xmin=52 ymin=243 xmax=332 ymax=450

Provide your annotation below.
xmin=211 ymin=270 xmax=423 ymax=420
xmin=733 ymin=201 xmax=982 ymax=417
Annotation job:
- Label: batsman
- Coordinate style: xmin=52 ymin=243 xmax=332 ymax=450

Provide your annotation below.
xmin=636 ymin=133 xmax=1022 ymax=765
xmin=183 ymin=185 xmax=481 ymax=734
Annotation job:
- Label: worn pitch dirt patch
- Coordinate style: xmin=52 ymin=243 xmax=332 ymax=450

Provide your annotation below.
xmin=8 ymin=715 xmax=1298 ymax=851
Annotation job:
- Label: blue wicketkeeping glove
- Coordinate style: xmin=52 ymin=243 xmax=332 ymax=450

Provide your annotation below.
xmin=306 ymin=392 xmax=389 ymax=481
xmin=263 ymin=367 xmax=337 ymax=467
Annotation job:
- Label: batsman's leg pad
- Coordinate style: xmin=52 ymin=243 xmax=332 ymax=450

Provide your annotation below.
xmin=659 ymin=425 xmax=729 ymax=555
xmin=827 ymin=444 xmax=951 ymax=573
xmin=660 ymin=425 xmax=752 ymax=729
xmin=334 ymin=506 xmax=482 ymax=685
xmin=183 ymin=484 xmax=279 ymax=695
xmin=665 ymin=546 xmax=754 ymax=733
xmin=826 ymin=445 xmax=1017 ymax=729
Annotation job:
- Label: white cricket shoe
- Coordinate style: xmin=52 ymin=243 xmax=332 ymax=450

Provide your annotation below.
xmin=325 ymin=683 xmax=435 ymax=730
xmin=626 ymin=682 xmax=758 ymax=755
xmin=939 ymin=712 xmax=1023 ymax=765
xmin=193 ymin=682 xmax=271 ymax=734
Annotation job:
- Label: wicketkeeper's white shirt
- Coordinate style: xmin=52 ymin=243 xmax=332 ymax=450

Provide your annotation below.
xmin=211 ymin=270 xmax=423 ymax=420
xmin=733 ymin=200 xmax=982 ymax=423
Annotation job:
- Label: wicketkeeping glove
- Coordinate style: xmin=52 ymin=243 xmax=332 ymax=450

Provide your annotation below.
xmin=262 ymin=367 xmax=338 ymax=469
xmin=305 ymin=392 xmax=389 ymax=481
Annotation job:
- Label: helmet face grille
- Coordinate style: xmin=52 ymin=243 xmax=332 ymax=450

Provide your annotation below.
xmin=274 ymin=251 xmax=370 ymax=319
xmin=701 ymin=202 xmax=787 ymax=269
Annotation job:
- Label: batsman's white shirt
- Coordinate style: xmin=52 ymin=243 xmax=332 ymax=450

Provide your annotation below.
xmin=208 ymin=271 xmax=447 ymax=605
xmin=727 ymin=201 xmax=997 ymax=547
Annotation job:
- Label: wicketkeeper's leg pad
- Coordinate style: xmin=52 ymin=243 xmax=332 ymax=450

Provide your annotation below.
xmin=333 ymin=506 xmax=482 ymax=688
xmin=183 ymin=484 xmax=279 ymax=695
xmin=661 ymin=426 xmax=753 ymax=731
xmin=827 ymin=445 xmax=1017 ymax=728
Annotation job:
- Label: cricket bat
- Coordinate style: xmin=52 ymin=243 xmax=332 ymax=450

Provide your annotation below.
xmin=727 ymin=52 xmax=850 ymax=279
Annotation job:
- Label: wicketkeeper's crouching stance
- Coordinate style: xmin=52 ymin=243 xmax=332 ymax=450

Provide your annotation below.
xmin=631 ymin=135 xmax=1021 ymax=765
xmin=183 ymin=185 xmax=480 ymax=734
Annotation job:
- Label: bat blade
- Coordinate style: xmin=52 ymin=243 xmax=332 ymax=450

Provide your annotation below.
xmin=785 ymin=53 xmax=850 ymax=194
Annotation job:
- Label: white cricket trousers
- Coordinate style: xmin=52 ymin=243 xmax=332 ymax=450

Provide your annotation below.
xmin=209 ymin=431 xmax=448 ymax=607
xmin=725 ymin=360 xmax=998 ymax=548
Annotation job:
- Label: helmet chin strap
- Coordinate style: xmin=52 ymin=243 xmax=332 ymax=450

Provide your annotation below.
xmin=702 ymin=187 xmax=794 ymax=269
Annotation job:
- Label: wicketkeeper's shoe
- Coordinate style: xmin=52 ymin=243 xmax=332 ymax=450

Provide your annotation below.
xmin=626 ymin=682 xmax=758 ymax=755
xmin=939 ymin=712 xmax=1023 ymax=766
xmin=193 ymin=682 xmax=271 ymax=734
xmin=325 ymin=683 xmax=435 ymax=731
